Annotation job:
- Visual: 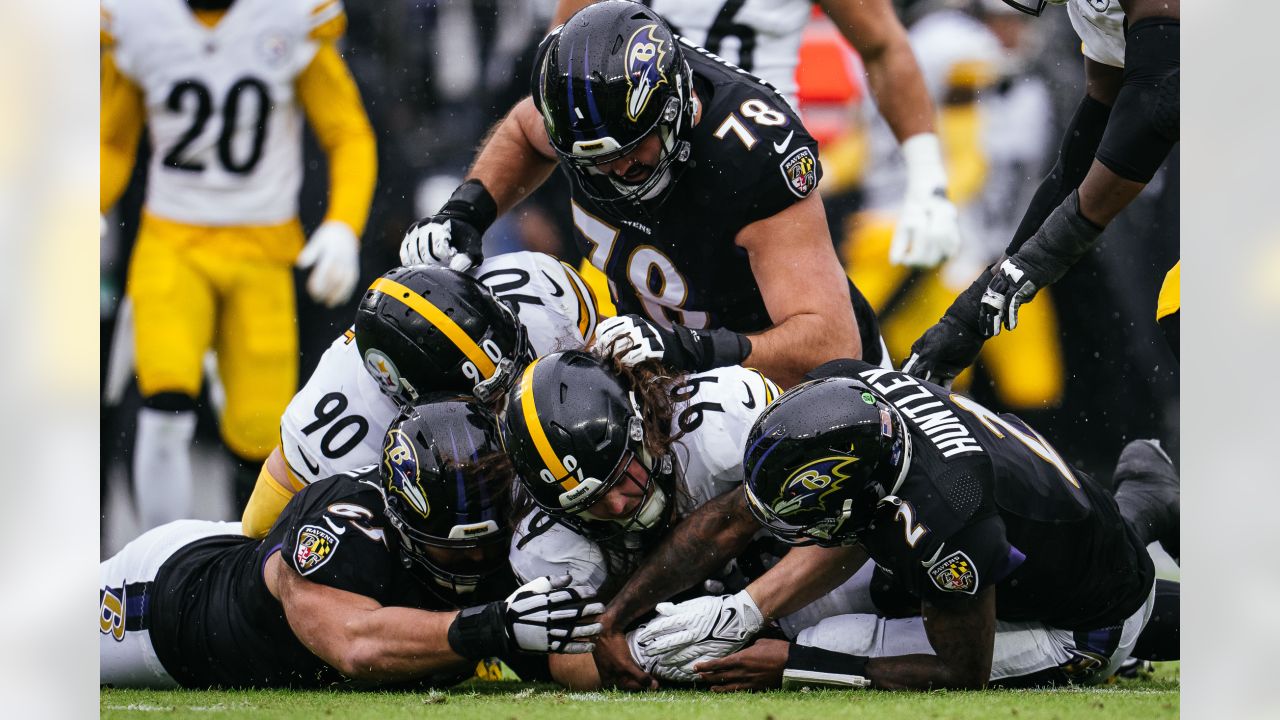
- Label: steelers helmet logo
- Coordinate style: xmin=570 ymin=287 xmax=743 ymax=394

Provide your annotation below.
xmin=382 ymin=429 xmax=431 ymax=519
xmin=625 ymin=24 xmax=669 ymax=122
xmin=363 ymin=348 xmax=402 ymax=395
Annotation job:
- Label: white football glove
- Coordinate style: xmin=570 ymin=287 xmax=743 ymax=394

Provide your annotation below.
xmin=296 ymin=220 xmax=360 ymax=307
xmin=890 ymin=133 xmax=962 ymax=268
xmin=594 ymin=315 xmax=665 ymax=366
xmin=503 ymin=575 xmax=605 ymax=654
xmin=633 ymin=590 xmax=764 ymax=677
xmin=399 ymin=217 xmax=478 ymax=272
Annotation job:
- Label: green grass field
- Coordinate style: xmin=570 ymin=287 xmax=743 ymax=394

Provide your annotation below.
xmin=102 ymin=663 xmax=1178 ymax=720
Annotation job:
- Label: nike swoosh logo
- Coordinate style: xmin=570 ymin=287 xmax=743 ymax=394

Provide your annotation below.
xmin=297 ymin=446 xmax=320 ymax=476
xmin=713 ymin=607 xmax=739 ymax=639
xmin=773 ymin=130 xmax=794 ymax=154
xmin=740 ymin=381 xmax=756 ymax=409
xmin=541 ymin=270 xmax=566 ymax=297
xmin=323 ymin=515 xmax=346 ymax=535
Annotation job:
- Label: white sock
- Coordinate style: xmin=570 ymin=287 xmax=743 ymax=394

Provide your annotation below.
xmin=133 ymin=407 xmax=197 ymax=530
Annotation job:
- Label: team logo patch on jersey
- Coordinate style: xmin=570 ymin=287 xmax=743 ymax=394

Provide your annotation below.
xmin=294 ymin=525 xmax=340 ymax=575
xmin=382 ymin=429 xmax=431 ymax=519
xmin=100 ymin=586 xmax=126 ymax=641
xmin=257 ymin=29 xmax=292 ymax=66
xmin=927 ymin=550 xmax=978 ymax=594
xmin=363 ymin=348 xmax=402 ymax=395
xmin=780 ymin=147 xmax=818 ymax=198
xmin=625 ymin=24 xmax=669 ymax=122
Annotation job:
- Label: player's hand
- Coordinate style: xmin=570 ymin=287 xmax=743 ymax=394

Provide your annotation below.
xmin=891 ymin=133 xmax=961 ymax=268
xmin=503 ymin=575 xmax=604 ymax=654
xmin=593 ymin=314 xmax=751 ymax=373
xmin=891 ymin=187 xmax=962 ymax=268
xmin=595 ymin=315 xmax=666 ymax=366
xmin=399 ymin=215 xmax=484 ymax=272
xmin=694 ymin=638 xmax=789 ymax=692
xmin=978 ymin=257 xmax=1045 ymax=337
xmin=634 ymin=591 xmax=764 ymax=673
xmin=595 ymin=623 xmax=658 ymax=690
xmin=902 ymin=315 xmax=983 ymax=388
xmin=296 ymin=220 xmax=360 ymax=308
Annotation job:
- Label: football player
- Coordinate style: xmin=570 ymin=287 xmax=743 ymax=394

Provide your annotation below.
xmin=551 ymin=0 xmax=962 ymax=268
xmin=500 ymin=348 xmax=885 ymax=689
xmin=591 ymin=360 xmax=1177 ymax=689
xmin=100 ymin=396 xmax=602 ymax=689
xmin=400 ymin=1 xmax=884 ymax=388
xmin=240 ymin=253 xmax=599 ymax=538
xmin=903 ymin=0 xmax=1179 ymax=384
xmin=100 ymin=0 xmax=377 ymax=528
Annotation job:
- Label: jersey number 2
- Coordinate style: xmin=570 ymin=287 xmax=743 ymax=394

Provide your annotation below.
xmin=162 ymin=77 xmax=271 ymax=175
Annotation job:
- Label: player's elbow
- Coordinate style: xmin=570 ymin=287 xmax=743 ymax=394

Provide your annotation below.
xmin=335 ymin=635 xmax=392 ymax=681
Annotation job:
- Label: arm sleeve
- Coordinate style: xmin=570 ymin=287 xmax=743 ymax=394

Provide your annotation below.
xmin=296 ymin=41 xmax=378 ymax=235
xmin=101 ymin=49 xmax=145 ymax=213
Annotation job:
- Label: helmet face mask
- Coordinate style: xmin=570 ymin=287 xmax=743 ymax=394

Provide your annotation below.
xmin=379 ymin=395 xmax=511 ymax=594
xmin=501 ymin=350 xmax=677 ymax=542
xmin=535 ymin=1 xmax=696 ymax=210
xmin=743 ymin=378 xmax=914 ymax=548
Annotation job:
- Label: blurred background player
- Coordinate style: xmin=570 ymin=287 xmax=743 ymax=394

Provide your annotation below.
xmin=100 ymin=0 xmax=377 ymax=529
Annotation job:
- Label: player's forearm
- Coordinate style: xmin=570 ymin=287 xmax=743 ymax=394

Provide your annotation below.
xmin=746 ymin=310 xmax=859 ymax=389
xmin=337 ymin=606 xmax=470 ymax=682
xmin=863 ymin=653 xmax=987 ymax=690
xmin=602 ymin=489 xmax=760 ymax=631
xmin=297 ymin=44 xmax=378 ymax=235
xmin=862 ymin=41 xmax=936 ymax=143
xmin=550 ymin=651 xmax=601 ymax=690
xmin=466 ymin=99 xmax=558 ymax=216
xmin=100 ymin=51 xmax=144 ymax=213
xmin=748 ymin=544 xmax=866 ymax=620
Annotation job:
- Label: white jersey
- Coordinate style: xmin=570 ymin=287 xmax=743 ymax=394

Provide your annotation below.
xmin=650 ymin=0 xmax=812 ymax=107
xmin=280 ymin=252 xmax=598 ymax=484
xmin=102 ymin=0 xmax=340 ymax=225
xmin=509 ymin=365 xmax=781 ymax=593
xmin=1066 ymin=0 xmax=1126 ymax=69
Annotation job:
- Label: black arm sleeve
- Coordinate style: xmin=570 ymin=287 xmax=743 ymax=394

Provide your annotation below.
xmin=1004 ymin=94 xmax=1112 ymax=256
xmin=1094 ymin=17 xmax=1180 ymax=183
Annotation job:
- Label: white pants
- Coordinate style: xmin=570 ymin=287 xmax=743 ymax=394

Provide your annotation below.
xmin=100 ymin=519 xmax=242 ymax=688
xmin=792 ymin=573 xmax=1158 ymax=685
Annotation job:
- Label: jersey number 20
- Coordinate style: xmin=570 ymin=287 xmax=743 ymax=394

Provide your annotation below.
xmin=162 ymin=77 xmax=271 ymax=175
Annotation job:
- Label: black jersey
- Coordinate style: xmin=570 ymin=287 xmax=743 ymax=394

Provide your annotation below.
xmin=537 ymin=37 xmax=882 ymax=365
xmin=147 ymin=469 xmax=513 ymax=688
xmin=828 ymin=361 xmax=1154 ymax=630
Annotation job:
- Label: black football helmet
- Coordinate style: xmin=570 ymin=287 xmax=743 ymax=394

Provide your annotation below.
xmin=743 ymin=377 xmax=913 ymax=547
xmin=534 ymin=0 xmax=696 ymax=208
xmin=380 ymin=394 xmax=511 ymax=593
xmin=499 ymin=350 xmax=673 ymax=538
xmin=354 ymin=265 xmax=532 ymax=405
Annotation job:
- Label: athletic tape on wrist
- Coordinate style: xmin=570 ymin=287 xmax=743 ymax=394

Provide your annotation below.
xmin=447 ymin=601 xmax=510 ymax=661
xmin=784 ymin=643 xmax=871 ymax=688
xmin=441 ymin=179 xmax=499 ymax=233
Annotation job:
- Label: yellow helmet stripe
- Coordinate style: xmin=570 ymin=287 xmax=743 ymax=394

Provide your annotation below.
xmin=517 ymin=359 xmax=579 ymax=491
xmin=370 ymin=277 xmax=496 ymax=379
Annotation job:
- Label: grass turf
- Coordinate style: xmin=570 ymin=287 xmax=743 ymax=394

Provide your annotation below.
xmin=101 ymin=663 xmax=1178 ymax=720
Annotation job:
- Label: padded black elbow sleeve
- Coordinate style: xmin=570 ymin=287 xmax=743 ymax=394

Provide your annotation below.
xmin=1095 ymin=17 xmax=1180 ymax=184
xmin=1006 ymin=94 xmax=1112 ymax=255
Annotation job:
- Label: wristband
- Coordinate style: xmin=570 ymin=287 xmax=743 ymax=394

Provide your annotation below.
xmin=446 ymin=601 xmax=509 ymax=661
xmin=673 ymin=325 xmax=752 ymax=372
xmin=783 ymin=643 xmax=871 ymax=689
xmin=439 ymin=179 xmax=499 ymax=234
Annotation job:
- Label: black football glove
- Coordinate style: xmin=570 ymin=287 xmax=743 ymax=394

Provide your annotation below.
xmin=594 ymin=314 xmax=752 ymax=373
xmin=902 ymin=268 xmax=991 ymax=387
xmin=977 ymin=190 xmax=1103 ymax=337
xmin=399 ymin=180 xmax=497 ymax=272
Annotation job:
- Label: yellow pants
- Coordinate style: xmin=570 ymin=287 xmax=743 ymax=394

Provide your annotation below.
xmin=126 ymin=213 xmax=302 ymax=460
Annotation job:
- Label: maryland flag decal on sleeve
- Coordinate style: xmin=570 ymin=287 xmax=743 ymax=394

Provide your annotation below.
xmin=927 ymin=549 xmax=978 ymax=595
xmin=294 ymin=525 xmax=339 ymax=576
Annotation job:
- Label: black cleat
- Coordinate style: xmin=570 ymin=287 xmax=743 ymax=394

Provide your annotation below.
xmin=1113 ymin=439 xmax=1179 ymax=562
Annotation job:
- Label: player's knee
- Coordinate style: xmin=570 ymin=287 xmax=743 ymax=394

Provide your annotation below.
xmin=142 ymin=392 xmax=197 ymax=413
